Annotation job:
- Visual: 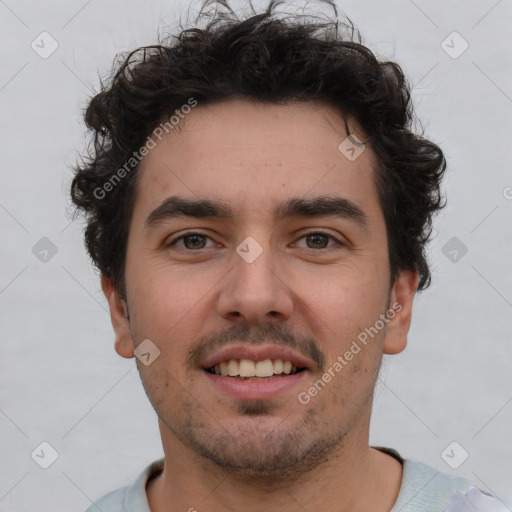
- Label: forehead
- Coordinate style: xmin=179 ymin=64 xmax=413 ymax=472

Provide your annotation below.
xmin=133 ymin=99 xmax=381 ymax=226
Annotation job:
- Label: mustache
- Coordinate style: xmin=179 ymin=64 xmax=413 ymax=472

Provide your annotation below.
xmin=186 ymin=323 xmax=325 ymax=371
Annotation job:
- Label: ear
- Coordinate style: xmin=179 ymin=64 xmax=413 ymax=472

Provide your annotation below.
xmin=382 ymin=269 xmax=420 ymax=355
xmin=101 ymin=274 xmax=135 ymax=359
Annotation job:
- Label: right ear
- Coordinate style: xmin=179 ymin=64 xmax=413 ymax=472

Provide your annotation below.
xmin=101 ymin=274 xmax=135 ymax=358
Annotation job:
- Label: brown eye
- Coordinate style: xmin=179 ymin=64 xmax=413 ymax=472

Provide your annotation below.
xmin=295 ymin=232 xmax=342 ymax=250
xmin=166 ymin=232 xmax=214 ymax=250
xmin=306 ymin=233 xmax=329 ymax=248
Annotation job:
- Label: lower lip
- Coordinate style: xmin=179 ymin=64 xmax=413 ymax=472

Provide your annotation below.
xmin=203 ymin=370 xmax=308 ymax=400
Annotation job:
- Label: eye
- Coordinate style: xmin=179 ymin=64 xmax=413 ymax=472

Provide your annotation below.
xmin=166 ymin=232 xmax=216 ymax=250
xmin=294 ymin=231 xmax=342 ymax=250
xmin=165 ymin=230 xmax=343 ymax=251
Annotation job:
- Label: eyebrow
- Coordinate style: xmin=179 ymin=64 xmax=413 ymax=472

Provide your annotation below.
xmin=144 ymin=195 xmax=368 ymax=231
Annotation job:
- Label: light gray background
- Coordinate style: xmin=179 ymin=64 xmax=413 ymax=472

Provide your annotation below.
xmin=1 ymin=0 xmax=511 ymax=510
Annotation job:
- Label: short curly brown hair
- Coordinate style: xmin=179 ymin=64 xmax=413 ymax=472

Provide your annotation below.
xmin=70 ymin=0 xmax=446 ymax=300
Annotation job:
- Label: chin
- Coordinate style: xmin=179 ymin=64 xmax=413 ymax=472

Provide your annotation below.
xmin=175 ymin=411 xmax=347 ymax=483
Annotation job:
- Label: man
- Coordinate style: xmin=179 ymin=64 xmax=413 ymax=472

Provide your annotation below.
xmin=70 ymin=0 xmax=506 ymax=510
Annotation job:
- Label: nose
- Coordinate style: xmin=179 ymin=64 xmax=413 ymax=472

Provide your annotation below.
xmin=216 ymin=239 xmax=294 ymax=326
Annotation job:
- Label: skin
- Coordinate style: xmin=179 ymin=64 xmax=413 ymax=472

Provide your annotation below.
xmin=102 ymin=98 xmax=419 ymax=512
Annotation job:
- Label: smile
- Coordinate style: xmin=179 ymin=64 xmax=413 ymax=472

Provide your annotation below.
xmin=205 ymin=358 xmax=306 ymax=379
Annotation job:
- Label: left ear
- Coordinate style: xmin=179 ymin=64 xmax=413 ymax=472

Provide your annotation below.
xmin=101 ymin=274 xmax=136 ymax=359
xmin=382 ymin=269 xmax=420 ymax=355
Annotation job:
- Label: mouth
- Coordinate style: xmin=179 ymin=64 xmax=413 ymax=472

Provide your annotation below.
xmin=200 ymin=345 xmax=313 ymax=400
xmin=204 ymin=358 xmax=307 ymax=380
xmin=199 ymin=344 xmax=315 ymax=399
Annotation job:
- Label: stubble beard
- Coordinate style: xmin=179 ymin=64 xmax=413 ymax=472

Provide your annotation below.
xmin=156 ymin=394 xmax=352 ymax=485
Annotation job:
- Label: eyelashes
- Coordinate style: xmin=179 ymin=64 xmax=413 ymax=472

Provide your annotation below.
xmin=166 ymin=230 xmax=344 ymax=251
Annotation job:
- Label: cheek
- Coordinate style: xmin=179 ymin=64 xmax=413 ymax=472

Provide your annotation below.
xmin=303 ymin=269 xmax=385 ymax=329
xmin=137 ymin=364 xmax=185 ymax=419
xmin=124 ymin=269 xmax=206 ymax=374
xmin=303 ymin=275 xmax=388 ymax=381
xmin=128 ymin=263 xmax=206 ymax=329
xmin=325 ymin=344 xmax=383 ymax=408
xmin=300 ymin=352 xmax=380 ymax=423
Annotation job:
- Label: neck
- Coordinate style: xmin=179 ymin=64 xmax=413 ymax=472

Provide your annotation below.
xmin=146 ymin=421 xmax=403 ymax=512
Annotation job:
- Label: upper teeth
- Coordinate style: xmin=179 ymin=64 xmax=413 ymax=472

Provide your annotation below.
xmin=212 ymin=359 xmax=296 ymax=377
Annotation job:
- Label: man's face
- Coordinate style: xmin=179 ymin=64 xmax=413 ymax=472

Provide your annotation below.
xmin=103 ymin=99 xmax=417 ymax=479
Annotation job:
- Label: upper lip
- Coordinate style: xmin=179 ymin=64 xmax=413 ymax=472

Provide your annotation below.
xmin=200 ymin=344 xmax=315 ymax=371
